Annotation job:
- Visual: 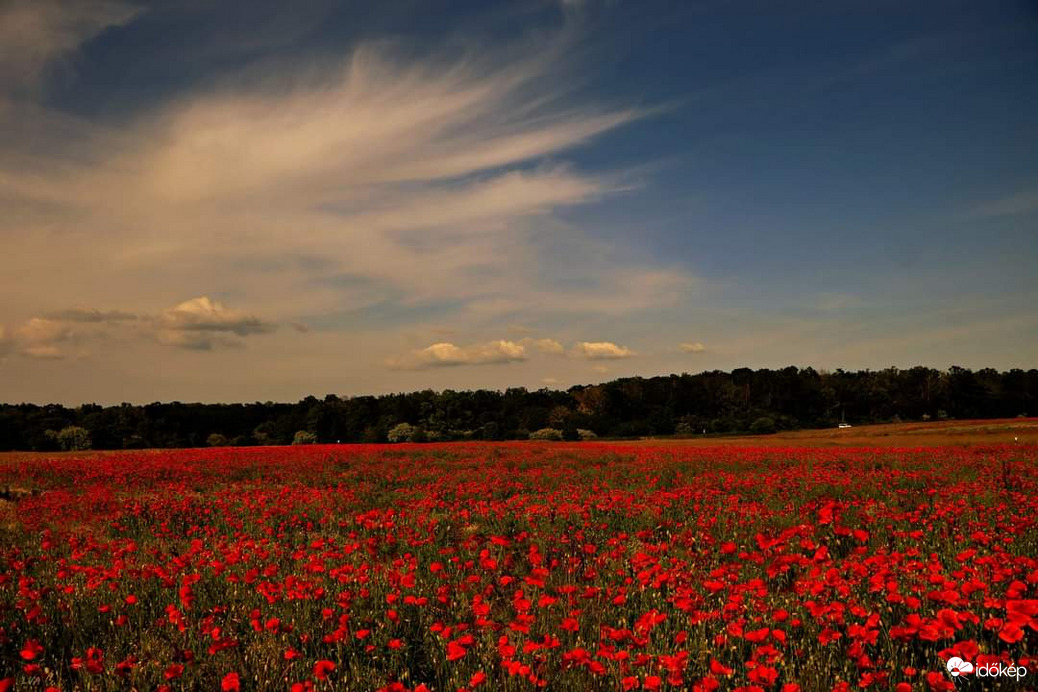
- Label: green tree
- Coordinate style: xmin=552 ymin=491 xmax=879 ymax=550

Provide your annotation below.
xmin=530 ymin=427 xmax=563 ymax=441
xmin=292 ymin=430 xmax=318 ymax=445
xmin=387 ymin=422 xmax=416 ymax=443
xmin=749 ymin=417 xmax=777 ymax=435
xmin=207 ymin=433 xmax=228 ymax=447
xmin=56 ymin=426 xmax=92 ymax=451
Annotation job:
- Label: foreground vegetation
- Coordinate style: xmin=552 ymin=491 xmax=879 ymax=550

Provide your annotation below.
xmin=0 ymin=443 xmax=1035 ymax=690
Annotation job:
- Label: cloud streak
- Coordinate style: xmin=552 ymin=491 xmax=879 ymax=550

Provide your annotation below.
xmin=0 ymin=0 xmax=140 ymax=96
xmin=46 ymin=307 xmax=137 ymax=323
xmin=970 ymin=188 xmax=1038 ymax=218
xmin=0 ymin=34 xmax=686 ymax=328
xmin=0 ymin=10 xmax=701 ymax=400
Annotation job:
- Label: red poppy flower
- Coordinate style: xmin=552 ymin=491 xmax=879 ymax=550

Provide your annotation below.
xmin=709 ymin=659 xmax=733 ymax=676
xmin=998 ymin=622 xmax=1025 ymax=643
xmin=20 ymin=640 xmax=44 ymax=661
xmin=313 ymin=660 xmax=336 ymax=679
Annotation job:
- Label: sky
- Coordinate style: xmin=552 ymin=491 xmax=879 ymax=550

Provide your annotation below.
xmin=0 ymin=0 xmax=1036 ymax=405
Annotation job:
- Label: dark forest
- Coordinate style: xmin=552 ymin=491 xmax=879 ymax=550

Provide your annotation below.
xmin=2 ymin=366 xmax=1034 ymax=450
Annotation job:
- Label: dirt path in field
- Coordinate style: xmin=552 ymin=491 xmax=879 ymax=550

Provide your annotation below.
xmin=613 ymin=418 xmax=1038 ymax=447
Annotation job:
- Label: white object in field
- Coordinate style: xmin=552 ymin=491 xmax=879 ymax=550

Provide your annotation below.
xmin=838 ymin=423 xmax=852 ymax=429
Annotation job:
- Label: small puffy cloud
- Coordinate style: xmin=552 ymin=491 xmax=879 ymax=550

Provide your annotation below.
xmin=15 ymin=317 xmax=73 ymax=359
xmin=541 ymin=376 xmax=562 ymax=386
xmin=679 ymin=341 xmax=705 ymax=353
xmin=160 ymin=297 xmax=275 ymax=336
xmin=157 ymin=296 xmax=276 ymax=350
xmin=387 ymin=339 xmax=526 ymax=370
xmin=525 ymin=337 xmax=565 ymax=355
xmin=591 ymin=364 xmax=610 ymax=374
xmin=571 ymin=341 xmax=635 ymax=360
xmin=8 ymin=309 xmax=136 ymax=360
xmin=4 ymin=299 xmax=283 ymax=358
xmin=46 ymin=307 xmax=137 ymax=323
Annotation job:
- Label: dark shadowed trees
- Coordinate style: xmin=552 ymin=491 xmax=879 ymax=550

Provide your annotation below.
xmin=0 ymin=366 xmax=1034 ymax=450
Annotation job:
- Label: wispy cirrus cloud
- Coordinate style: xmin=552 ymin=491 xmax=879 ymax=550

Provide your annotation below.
xmin=970 ymin=188 xmax=1038 ymax=218
xmin=0 ymin=0 xmax=140 ymax=96
xmin=45 ymin=307 xmax=138 ymax=323
xmin=0 ymin=6 xmax=699 ymax=401
xmin=0 ymin=35 xmax=682 ymax=329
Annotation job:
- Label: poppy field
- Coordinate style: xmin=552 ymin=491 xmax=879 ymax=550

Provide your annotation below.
xmin=0 ymin=442 xmax=1035 ymax=691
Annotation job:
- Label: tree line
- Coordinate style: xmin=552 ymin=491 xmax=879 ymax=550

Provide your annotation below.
xmin=1 ymin=366 xmax=1034 ymax=451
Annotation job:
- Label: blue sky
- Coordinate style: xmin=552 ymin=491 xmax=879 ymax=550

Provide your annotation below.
xmin=0 ymin=0 xmax=1035 ymax=404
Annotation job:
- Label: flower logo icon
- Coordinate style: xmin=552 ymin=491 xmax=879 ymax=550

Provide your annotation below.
xmin=947 ymin=657 xmax=975 ymax=677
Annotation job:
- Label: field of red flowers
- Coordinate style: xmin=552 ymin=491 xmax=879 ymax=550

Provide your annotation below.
xmin=0 ymin=442 xmax=1035 ymax=691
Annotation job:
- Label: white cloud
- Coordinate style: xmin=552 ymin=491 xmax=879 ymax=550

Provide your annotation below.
xmin=525 ymin=337 xmax=566 ymax=354
xmin=387 ymin=340 xmax=527 ymax=370
xmin=0 ymin=24 xmax=701 ymax=399
xmin=541 ymin=376 xmax=561 ymax=386
xmin=159 ymin=297 xmax=275 ymax=336
xmin=571 ymin=341 xmax=635 ymax=360
xmin=1 ymin=298 xmax=276 ymax=358
xmin=157 ymin=297 xmax=276 ymax=350
xmin=0 ymin=38 xmax=682 ymax=325
xmin=679 ymin=341 xmax=705 ymax=353
xmin=15 ymin=317 xmax=74 ymax=359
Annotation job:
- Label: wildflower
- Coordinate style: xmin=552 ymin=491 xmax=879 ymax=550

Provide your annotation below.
xmin=313 ymin=660 xmax=336 ymax=680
